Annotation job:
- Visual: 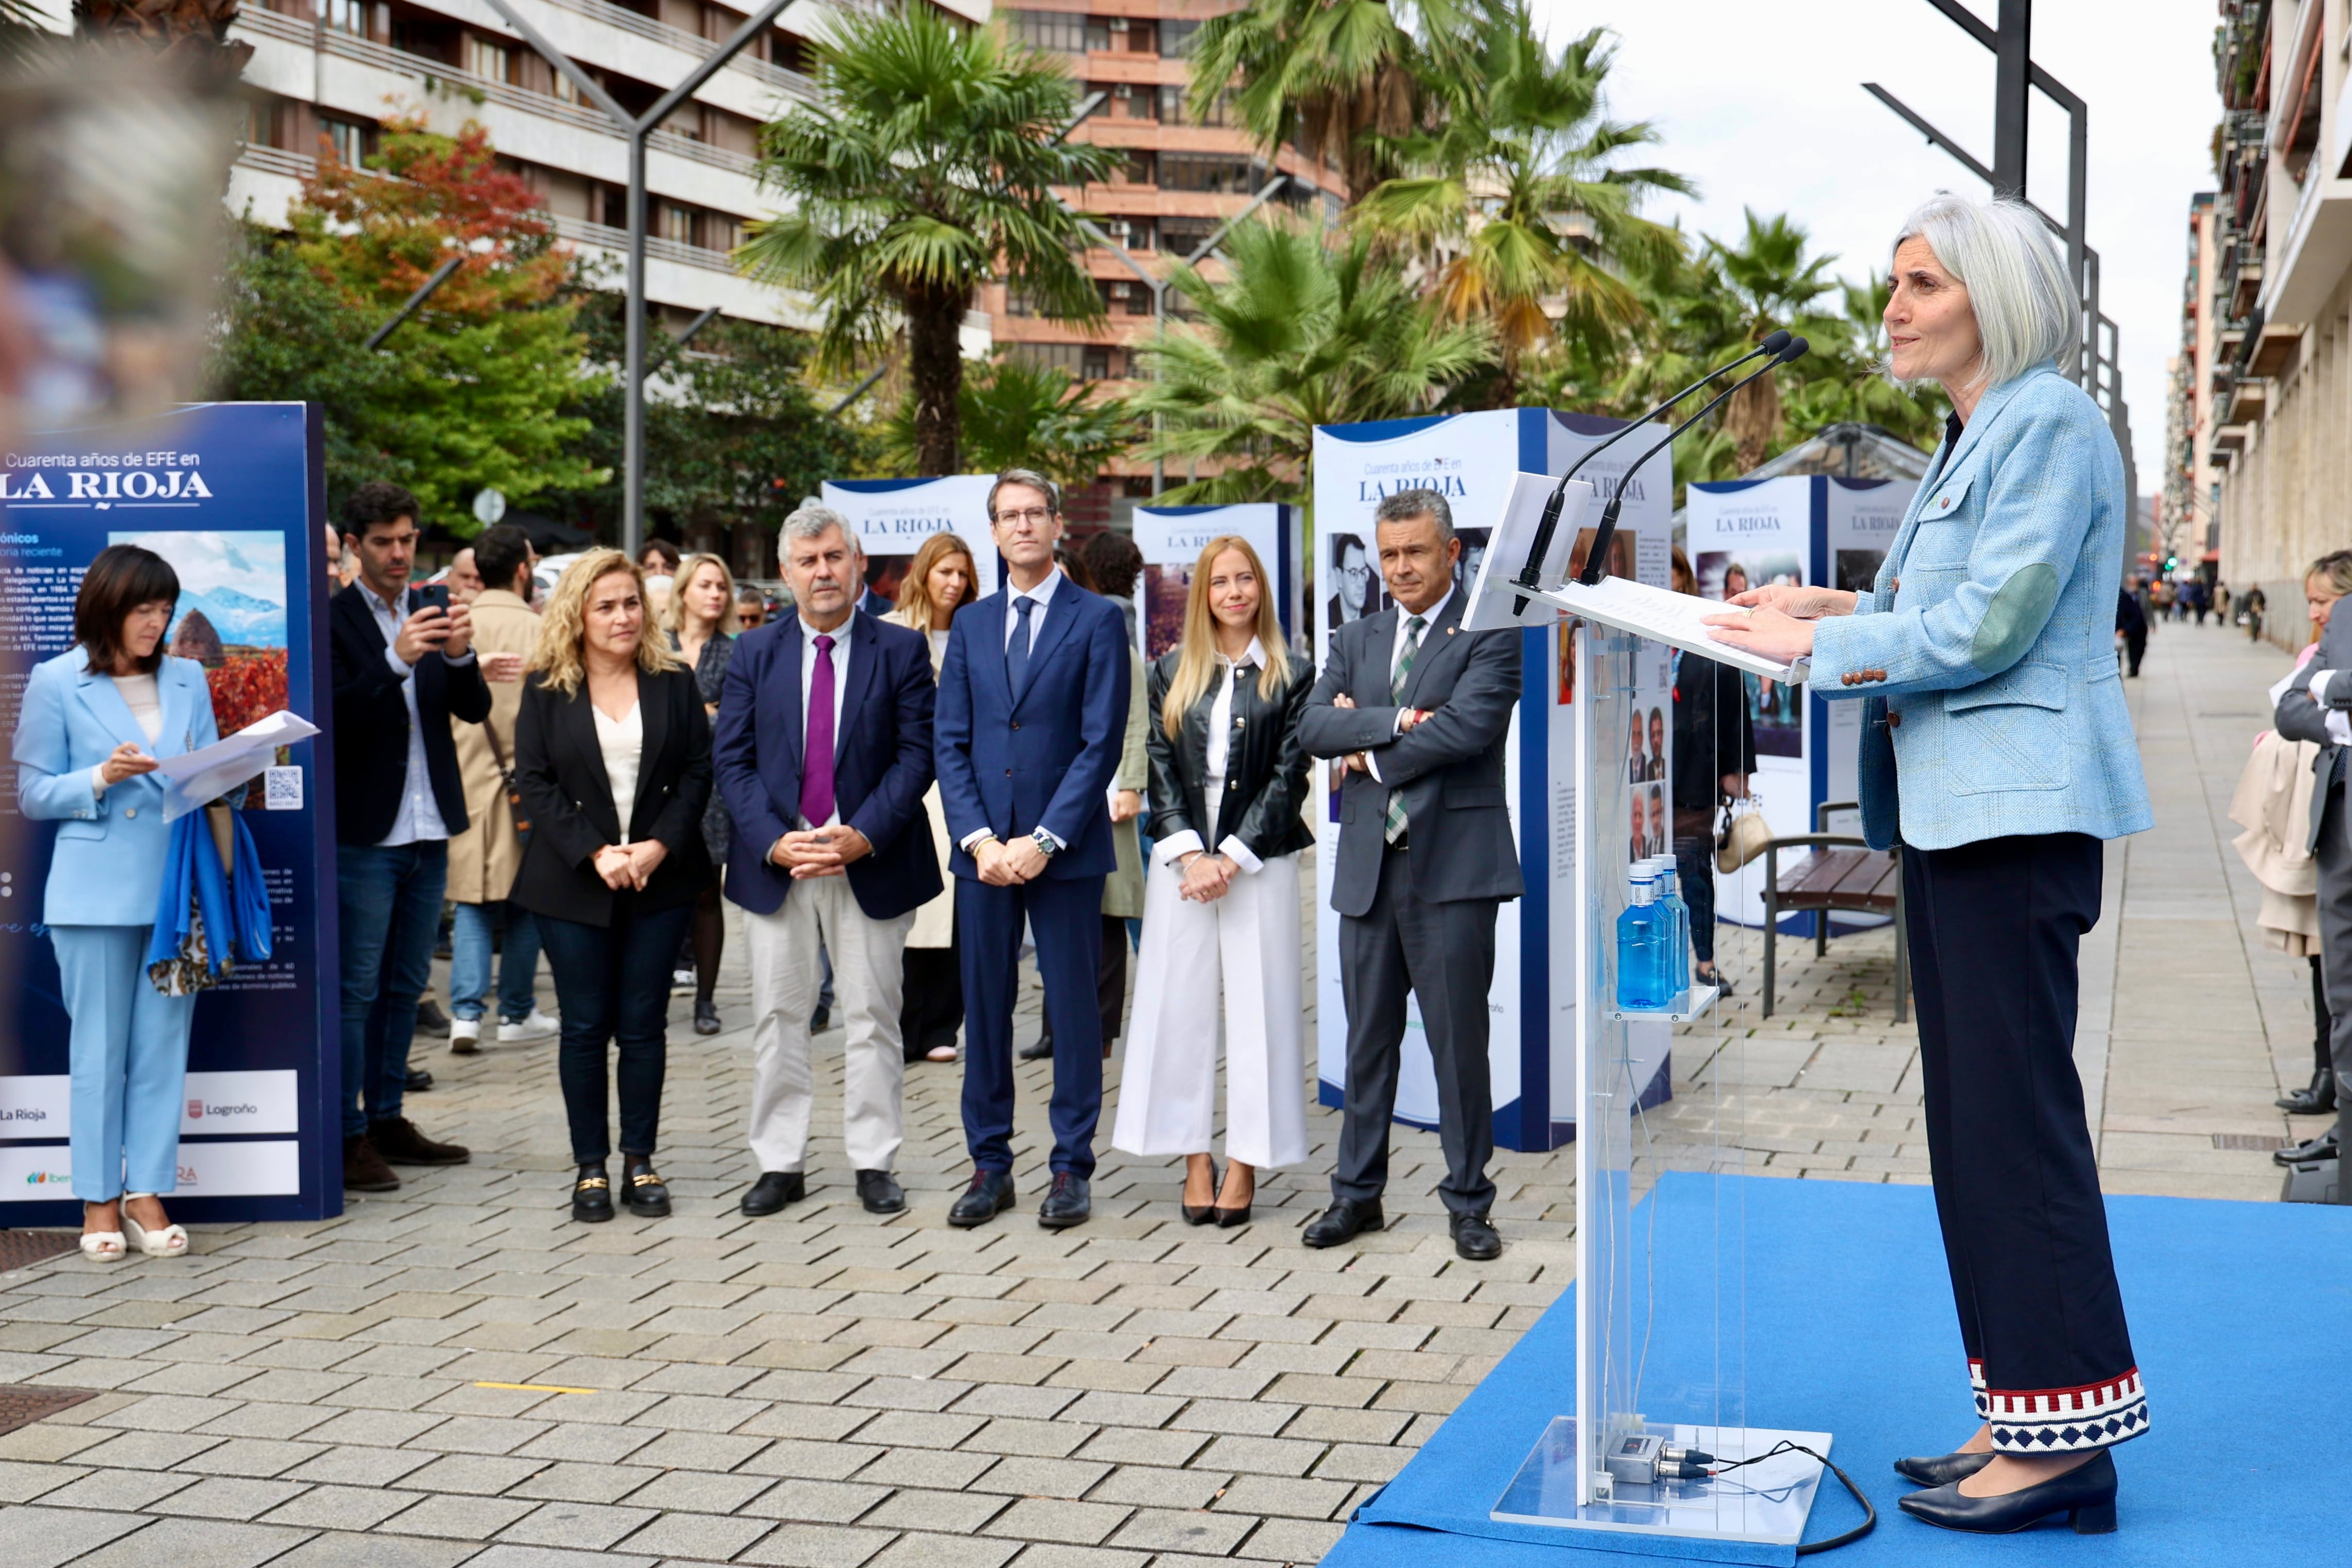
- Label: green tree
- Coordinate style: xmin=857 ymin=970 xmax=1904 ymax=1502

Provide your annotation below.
xmin=880 ymin=354 xmax=1134 ymax=492
xmin=1131 ymin=220 xmax=1494 ymax=508
xmin=214 ymin=117 xmax=602 ymax=527
xmin=740 ymin=5 xmax=1116 ymax=477
xmin=547 ymin=292 xmax=872 ymax=563
xmin=1185 ymin=0 xmax=1502 ymax=200
xmin=1352 ymin=16 xmax=1689 ymax=405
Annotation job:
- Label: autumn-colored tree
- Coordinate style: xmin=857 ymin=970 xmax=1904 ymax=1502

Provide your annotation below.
xmin=215 ymin=117 xmax=602 ymax=526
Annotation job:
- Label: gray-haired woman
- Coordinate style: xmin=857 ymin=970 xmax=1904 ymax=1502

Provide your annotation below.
xmin=1709 ymin=195 xmax=2152 ymax=1537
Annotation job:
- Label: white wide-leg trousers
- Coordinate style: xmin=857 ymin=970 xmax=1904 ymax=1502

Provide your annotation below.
xmin=1113 ymin=851 xmax=1307 ymax=1169
xmin=743 ymin=877 xmax=914 ymax=1174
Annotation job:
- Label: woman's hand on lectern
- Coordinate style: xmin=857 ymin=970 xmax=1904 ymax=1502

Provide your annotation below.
xmin=1703 ymin=606 xmax=1817 ymax=664
xmin=1726 ymin=584 xmax=1856 ymax=620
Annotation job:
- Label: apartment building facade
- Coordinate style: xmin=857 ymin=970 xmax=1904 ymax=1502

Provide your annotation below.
xmin=222 ymin=0 xmax=986 ymax=335
xmin=981 ymin=2 xmax=1348 ymax=523
xmin=2198 ymin=0 xmax=2352 ymax=642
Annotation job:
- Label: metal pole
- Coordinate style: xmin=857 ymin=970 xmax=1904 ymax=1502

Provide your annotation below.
xmin=828 ymin=361 xmax=893 ymax=417
xmin=1992 ymin=0 xmax=2032 ymax=200
xmin=364 ymin=254 xmax=465 ymax=351
xmin=625 ymin=132 xmax=649 ymax=557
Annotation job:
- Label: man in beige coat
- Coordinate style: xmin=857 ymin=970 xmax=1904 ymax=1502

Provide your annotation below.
xmin=443 ymin=525 xmax=556 ymax=1052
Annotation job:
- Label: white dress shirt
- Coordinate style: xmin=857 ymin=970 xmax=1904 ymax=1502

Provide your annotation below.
xmin=959 ymin=569 xmax=1072 ymax=854
xmin=592 ymin=699 xmax=643 ymax=845
xmin=797 ymin=611 xmax=853 ymax=830
xmin=1156 ymin=638 xmax=1269 ymax=874
xmin=1366 ymin=580 xmax=1455 ymax=784
xmin=359 ymin=579 xmax=476 ymax=846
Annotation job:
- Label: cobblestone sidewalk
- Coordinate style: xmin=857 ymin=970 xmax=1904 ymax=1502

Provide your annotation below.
xmin=0 ymin=619 xmax=2303 ymax=1566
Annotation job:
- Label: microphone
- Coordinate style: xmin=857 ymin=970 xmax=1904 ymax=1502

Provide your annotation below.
xmin=1574 ymin=335 xmax=1809 ymax=587
xmin=1509 ymin=329 xmax=1792 ymax=609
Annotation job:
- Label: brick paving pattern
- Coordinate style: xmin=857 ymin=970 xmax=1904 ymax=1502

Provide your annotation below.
xmin=0 ymin=620 xmax=2312 ymax=1563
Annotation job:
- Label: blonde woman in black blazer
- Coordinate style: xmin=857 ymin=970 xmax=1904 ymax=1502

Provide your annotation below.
xmin=512 ymin=551 xmax=714 ymax=1223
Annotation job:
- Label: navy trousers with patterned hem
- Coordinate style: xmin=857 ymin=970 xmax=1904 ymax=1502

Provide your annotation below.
xmin=1903 ymin=831 xmax=2148 ymax=1453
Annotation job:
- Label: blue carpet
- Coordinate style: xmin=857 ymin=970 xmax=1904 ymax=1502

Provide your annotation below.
xmin=1330 ymin=1174 xmax=2352 ymax=1566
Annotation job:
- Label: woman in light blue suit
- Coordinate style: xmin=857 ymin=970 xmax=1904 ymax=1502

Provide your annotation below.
xmin=12 ymin=545 xmax=219 ymax=1262
xmin=1710 ymin=196 xmax=2152 ymax=1540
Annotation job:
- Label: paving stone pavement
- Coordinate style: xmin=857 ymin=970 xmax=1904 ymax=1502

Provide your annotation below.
xmin=0 ymin=618 xmax=2306 ymax=1564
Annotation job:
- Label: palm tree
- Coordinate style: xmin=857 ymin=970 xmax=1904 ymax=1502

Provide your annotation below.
xmin=1185 ymin=0 xmax=1503 ymax=200
xmin=1702 ymin=209 xmax=1848 ymax=470
xmin=881 ymin=353 xmax=1135 ymax=492
xmin=1351 ymin=17 xmax=1689 ymax=405
xmin=73 ymin=0 xmax=254 ymax=85
xmin=1130 ymin=219 xmax=1495 ymax=507
xmin=3 ymin=0 xmax=46 ymax=69
xmin=740 ymin=5 xmax=1116 ymax=475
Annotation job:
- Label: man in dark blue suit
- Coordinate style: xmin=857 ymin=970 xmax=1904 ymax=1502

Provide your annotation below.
xmin=715 ymin=505 xmax=941 ymax=1219
xmin=935 ymin=469 xmax=1132 ymax=1229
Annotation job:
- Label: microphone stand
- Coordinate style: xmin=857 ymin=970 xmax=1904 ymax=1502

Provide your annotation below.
xmin=1508 ymin=330 xmax=1791 ymax=612
xmin=1575 ymin=339 xmax=1809 ymax=587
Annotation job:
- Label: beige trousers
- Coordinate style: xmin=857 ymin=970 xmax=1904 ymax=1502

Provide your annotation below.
xmin=742 ymin=875 xmax=914 ymax=1174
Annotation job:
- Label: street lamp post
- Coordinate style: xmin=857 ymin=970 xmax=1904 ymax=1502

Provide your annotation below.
xmin=480 ymin=0 xmax=794 ymax=559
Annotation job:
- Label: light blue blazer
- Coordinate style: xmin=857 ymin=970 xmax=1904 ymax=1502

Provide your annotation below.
xmin=1811 ymin=364 xmax=2153 ymax=852
xmin=12 ymin=647 xmax=219 ymax=926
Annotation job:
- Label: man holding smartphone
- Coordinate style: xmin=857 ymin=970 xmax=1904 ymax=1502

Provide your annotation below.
xmin=331 ymin=482 xmax=490 ymax=1192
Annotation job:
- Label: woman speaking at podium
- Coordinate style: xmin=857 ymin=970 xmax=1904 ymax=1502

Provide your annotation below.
xmin=1706 ymin=194 xmax=2152 ymax=1538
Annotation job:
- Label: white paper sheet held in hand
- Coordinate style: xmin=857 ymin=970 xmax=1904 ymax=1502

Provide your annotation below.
xmin=1461 ymin=470 xmax=1807 ymax=683
xmin=155 ymin=709 xmax=321 ymax=820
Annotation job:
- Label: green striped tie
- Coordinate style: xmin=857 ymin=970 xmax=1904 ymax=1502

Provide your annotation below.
xmin=1384 ymin=615 xmax=1426 ymax=844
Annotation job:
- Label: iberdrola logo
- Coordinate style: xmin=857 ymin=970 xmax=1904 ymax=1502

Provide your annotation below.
xmin=24 ymin=1169 xmax=68 ymax=1185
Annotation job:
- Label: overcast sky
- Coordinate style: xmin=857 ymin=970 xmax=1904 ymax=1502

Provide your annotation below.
xmin=1531 ymin=0 xmax=2219 ymax=493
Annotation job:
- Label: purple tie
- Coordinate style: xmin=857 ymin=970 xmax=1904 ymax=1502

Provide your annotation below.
xmin=799 ymin=633 xmax=837 ymax=827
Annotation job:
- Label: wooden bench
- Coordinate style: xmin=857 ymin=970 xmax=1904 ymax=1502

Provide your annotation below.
xmin=1760 ymin=802 xmax=1909 ymax=1022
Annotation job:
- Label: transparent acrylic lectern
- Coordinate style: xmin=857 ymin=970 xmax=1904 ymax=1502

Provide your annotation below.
xmin=1467 ymin=477 xmax=1834 ymax=1549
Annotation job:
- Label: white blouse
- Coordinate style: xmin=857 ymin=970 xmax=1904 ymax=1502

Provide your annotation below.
xmin=592 ymin=700 xmax=643 ymax=845
xmin=1153 ymin=639 xmax=1268 ymax=874
xmin=89 ymin=672 xmax=165 ymax=797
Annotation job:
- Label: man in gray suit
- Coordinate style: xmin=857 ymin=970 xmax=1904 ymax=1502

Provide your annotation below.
xmin=2274 ymin=548 xmax=2352 ymax=1183
xmin=1298 ymin=487 xmax=1523 ymax=1259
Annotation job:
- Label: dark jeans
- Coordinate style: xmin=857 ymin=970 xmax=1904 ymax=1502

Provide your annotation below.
xmin=538 ymin=897 xmax=695 ymax=1165
xmin=1671 ymin=833 xmax=1718 ymax=963
xmin=1905 ymin=831 xmax=2145 ymax=1451
xmin=337 ymin=840 xmax=447 ymax=1139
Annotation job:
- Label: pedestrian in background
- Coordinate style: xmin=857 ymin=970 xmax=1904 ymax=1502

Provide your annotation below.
xmin=444 ymin=523 xmax=556 ymax=1054
xmin=13 ymin=544 xmax=219 ymax=1260
xmin=1669 ymin=547 xmax=1756 ymax=992
xmin=2270 ymin=549 xmax=2352 ymax=1154
xmin=1115 ymin=535 xmax=1313 ymax=1225
xmin=736 ymin=583 xmax=771 ymax=632
xmin=664 ymin=552 xmax=740 ymax=1036
xmin=331 ymin=482 xmax=484 ymax=1192
xmin=512 ymin=552 xmax=714 ymax=1222
xmin=2116 ymin=579 xmax=2148 ymax=677
xmin=716 ymin=507 xmax=940 ymax=1219
xmin=883 ymin=531 xmax=980 ymax=1064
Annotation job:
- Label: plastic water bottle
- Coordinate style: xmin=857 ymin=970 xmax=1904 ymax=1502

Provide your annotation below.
xmin=1616 ymin=870 xmax=1671 ymax=1011
xmin=1650 ymin=857 xmax=1690 ymax=1005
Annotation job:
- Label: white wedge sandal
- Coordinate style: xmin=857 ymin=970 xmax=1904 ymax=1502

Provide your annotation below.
xmin=120 ymin=1194 xmax=188 ymax=1258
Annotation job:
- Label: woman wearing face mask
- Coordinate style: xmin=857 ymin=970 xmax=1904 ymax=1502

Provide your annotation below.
xmin=513 ymin=552 xmax=714 ymax=1223
xmin=1707 ymin=194 xmax=2153 ymax=1537
xmin=13 ymin=545 xmax=220 ymax=1261
xmin=1113 ymin=536 xmax=1312 ymax=1225
xmin=664 ymin=553 xmax=740 ymax=1035
xmin=883 ymin=531 xmax=979 ymax=1064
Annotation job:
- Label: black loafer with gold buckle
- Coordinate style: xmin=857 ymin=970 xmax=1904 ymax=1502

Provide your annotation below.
xmin=622 ymin=1157 xmax=672 ymax=1219
xmin=571 ymin=1165 xmax=614 ymax=1223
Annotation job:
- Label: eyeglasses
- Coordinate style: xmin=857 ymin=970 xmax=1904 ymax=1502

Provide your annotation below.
xmin=994 ymin=508 xmax=1054 ymax=527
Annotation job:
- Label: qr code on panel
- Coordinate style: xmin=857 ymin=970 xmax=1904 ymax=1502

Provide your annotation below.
xmin=263 ymin=766 xmax=303 ymax=811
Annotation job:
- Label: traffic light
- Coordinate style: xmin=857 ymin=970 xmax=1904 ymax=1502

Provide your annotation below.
xmin=2164 ymin=555 xmax=2179 ymax=572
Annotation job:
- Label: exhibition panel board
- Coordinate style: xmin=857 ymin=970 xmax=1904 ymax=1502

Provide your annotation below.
xmin=1310 ymin=408 xmax=1673 ymax=1152
xmin=1130 ymin=504 xmax=1301 ymax=659
xmin=0 ymin=402 xmax=342 ymax=1221
xmin=819 ymin=475 xmax=1003 ymax=603
xmin=1685 ymin=475 xmax=1914 ymax=929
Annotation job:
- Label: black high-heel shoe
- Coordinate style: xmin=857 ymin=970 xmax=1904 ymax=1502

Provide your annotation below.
xmin=1897 ymin=1449 xmax=2116 ymax=1534
xmin=1893 ymin=1450 xmax=1993 ymax=1488
xmin=1212 ymin=1166 xmax=1253 ymax=1228
xmin=1181 ymin=1158 xmax=1220 ymax=1226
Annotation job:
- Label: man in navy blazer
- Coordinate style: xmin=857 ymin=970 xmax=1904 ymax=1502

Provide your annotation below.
xmin=715 ymin=506 xmax=941 ymax=1218
xmin=934 ymin=469 xmax=1132 ymax=1230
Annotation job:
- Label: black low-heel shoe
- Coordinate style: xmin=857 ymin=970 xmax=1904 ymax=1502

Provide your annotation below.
xmin=1182 ymin=1159 xmax=1220 ymax=1226
xmin=1898 ymin=1449 xmax=2116 ymax=1534
xmin=622 ymin=1159 xmax=671 ymax=1219
xmin=1893 ymin=1450 xmax=1994 ymax=1488
xmin=571 ymin=1165 xmax=614 ymax=1223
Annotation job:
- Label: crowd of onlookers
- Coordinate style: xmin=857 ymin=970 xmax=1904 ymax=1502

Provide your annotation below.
xmin=35 ymin=467 xmax=1583 ymax=1264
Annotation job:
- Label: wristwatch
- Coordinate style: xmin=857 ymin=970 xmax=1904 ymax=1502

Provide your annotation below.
xmin=1029 ymin=828 xmax=1059 ymax=858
